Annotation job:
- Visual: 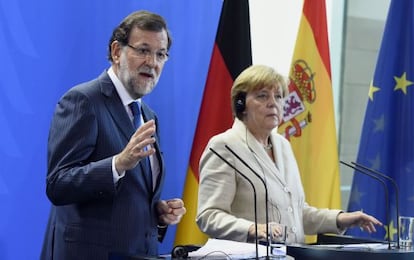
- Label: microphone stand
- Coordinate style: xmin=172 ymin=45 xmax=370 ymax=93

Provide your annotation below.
xmin=209 ymin=148 xmax=259 ymax=259
xmin=225 ymin=145 xmax=270 ymax=259
xmin=340 ymin=160 xmax=392 ymax=249
xmin=351 ymin=161 xmax=400 ymax=249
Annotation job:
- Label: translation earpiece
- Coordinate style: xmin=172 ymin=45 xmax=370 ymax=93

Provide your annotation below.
xmin=234 ymin=91 xmax=247 ymax=119
xmin=171 ymin=245 xmax=189 ymax=259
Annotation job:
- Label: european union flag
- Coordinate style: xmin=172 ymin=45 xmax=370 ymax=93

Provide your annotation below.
xmin=347 ymin=0 xmax=414 ymax=242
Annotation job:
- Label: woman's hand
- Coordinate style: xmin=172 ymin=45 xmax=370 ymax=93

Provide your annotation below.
xmin=336 ymin=211 xmax=383 ymax=233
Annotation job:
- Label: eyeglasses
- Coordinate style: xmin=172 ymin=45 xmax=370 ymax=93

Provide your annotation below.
xmin=126 ymin=44 xmax=169 ymax=63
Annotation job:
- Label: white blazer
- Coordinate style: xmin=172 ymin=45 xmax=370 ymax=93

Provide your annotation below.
xmin=196 ymin=119 xmax=342 ymax=244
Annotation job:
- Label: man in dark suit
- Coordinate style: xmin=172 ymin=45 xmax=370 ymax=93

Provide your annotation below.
xmin=41 ymin=10 xmax=186 ymax=260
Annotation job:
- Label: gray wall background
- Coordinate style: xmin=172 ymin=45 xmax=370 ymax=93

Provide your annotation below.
xmin=339 ymin=0 xmax=390 ymax=209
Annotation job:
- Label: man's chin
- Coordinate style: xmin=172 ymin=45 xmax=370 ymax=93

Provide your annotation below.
xmin=133 ymin=83 xmax=155 ymax=96
xmin=143 ymin=84 xmax=155 ymax=94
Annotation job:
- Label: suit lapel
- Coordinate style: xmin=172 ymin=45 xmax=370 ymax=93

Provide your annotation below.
xmin=232 ymin=119 xmax=287 ymax=187
xmin=97 ymin=71 xmax=164 ymax=195
xmin=248 ymin=135 xmax=286 ymax=186
xmin=97 ymin=72 xmax=152 ymax=193
xmin=98 ymin=72 xmax=135 ymax=140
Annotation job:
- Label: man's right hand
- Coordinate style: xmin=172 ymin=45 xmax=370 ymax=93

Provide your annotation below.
xmin=115 ymin=119 xmax=156 ymax=173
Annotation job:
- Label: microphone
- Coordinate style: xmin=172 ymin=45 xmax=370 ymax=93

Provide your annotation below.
xmin=351 ymin=161 xmax=400 ymax=249
xmin=340 ymin=160 xmax=392 ymax=249
xmin=225 ymin=145 xmax=270 ymax=258
xmin=209 ymin=147 xmax=260 ymax=260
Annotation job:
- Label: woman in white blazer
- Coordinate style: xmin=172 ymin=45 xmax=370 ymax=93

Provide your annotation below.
xmin=196 ymin=65 xmax=381 ymax=244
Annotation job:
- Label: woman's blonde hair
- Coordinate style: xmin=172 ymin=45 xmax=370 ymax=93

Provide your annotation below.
xmin=231 ymin=65 xmax=288 ymax=119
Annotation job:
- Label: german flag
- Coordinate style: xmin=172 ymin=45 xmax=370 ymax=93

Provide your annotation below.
xmin=174 ymin=0 xmax=252 ymax=245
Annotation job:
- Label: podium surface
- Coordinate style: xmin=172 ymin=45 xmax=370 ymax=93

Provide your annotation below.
xmin=287 ymin=244 xmax=414 ymax=260
xmin=287 ymin=234 xmax=414 ymax=260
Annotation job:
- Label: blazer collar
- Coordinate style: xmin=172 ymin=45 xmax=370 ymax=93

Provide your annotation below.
xmin=232 ymin=119 xmax=287 ymax=185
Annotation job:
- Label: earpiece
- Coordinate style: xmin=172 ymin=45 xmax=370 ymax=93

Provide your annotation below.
xmin=171 ymin=244 xmax=201 ymax=259
xmin=234 ymin=91 xmax=247 ymax=119
xmin=171 ymin=245 xmax=188 ymax=259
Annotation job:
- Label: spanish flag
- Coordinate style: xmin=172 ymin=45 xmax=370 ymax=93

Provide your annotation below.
xmin=278 ymin=0 xmax=341 ymax=242
xmin=174 ymin=0 xmax=252 ymax=245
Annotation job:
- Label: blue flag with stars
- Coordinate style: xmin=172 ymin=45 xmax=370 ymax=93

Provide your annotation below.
xmin=347 ymin=0 xmax=414 ymax=242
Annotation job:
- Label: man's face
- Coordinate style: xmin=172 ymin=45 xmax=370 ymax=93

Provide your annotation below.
xmin=113 ymin=27 xmax=169 ymax=99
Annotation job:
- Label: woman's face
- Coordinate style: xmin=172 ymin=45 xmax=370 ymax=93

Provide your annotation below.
xmin=244 ymin=85 xmax=284 ymax=134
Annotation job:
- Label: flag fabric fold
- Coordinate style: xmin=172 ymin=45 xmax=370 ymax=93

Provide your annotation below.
xmin=174 ymin=0 xmax=252 ymax=245
xmin=277 ymin=0 xmax=342 ymax=242
xmin=347 ymin=0 xmax=414 ymax=242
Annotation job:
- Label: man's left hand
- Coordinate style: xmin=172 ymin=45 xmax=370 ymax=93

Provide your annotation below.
xmin=157 ymin=198 xmax=186 ymax=225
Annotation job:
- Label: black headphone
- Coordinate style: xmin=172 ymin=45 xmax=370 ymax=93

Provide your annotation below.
xmin=171 ymin=245 xmax=188 ymax=259
xmin=234 ymin=91 xmax=247 ymax=119
xmin=171 ymin=245 xmax=200 ymax=259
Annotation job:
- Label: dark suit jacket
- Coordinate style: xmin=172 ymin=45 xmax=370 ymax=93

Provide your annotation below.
xmin=40 ymin=71 xmax=166 ymax=260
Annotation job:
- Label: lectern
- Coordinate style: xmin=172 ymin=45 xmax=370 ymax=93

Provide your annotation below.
xmin=287 ymin=234 xmax=414 ymax=260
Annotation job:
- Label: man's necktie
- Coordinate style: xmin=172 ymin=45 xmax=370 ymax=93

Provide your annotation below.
xmin=129 ymin=101 xmax=153 ymax=190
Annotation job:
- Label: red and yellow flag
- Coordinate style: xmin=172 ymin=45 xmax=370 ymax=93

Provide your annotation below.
xmin=174 ymin=0 xmax=252 ymax=245
xmin=278 ymin=0 xmax=341 ymax=242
